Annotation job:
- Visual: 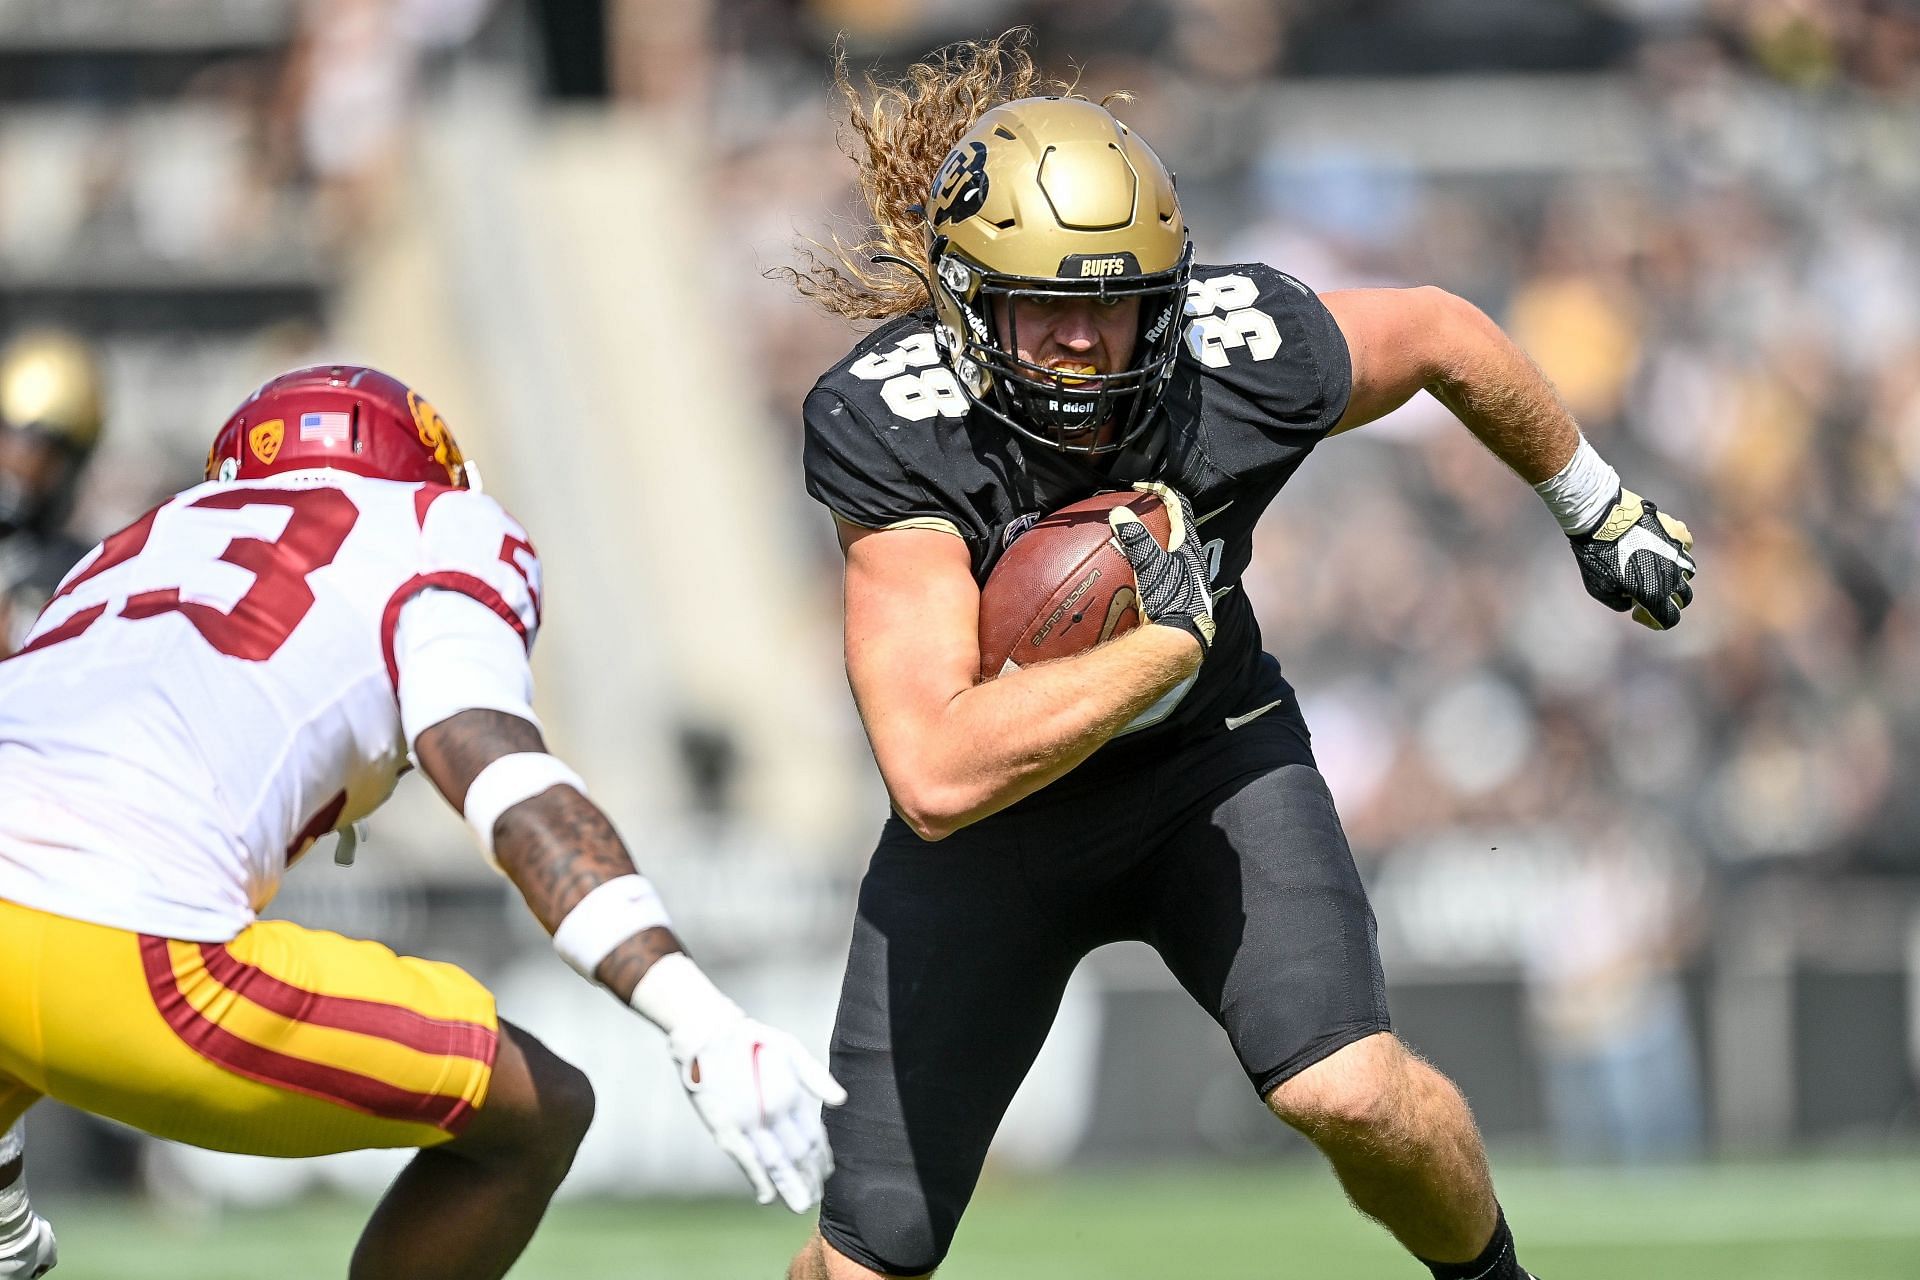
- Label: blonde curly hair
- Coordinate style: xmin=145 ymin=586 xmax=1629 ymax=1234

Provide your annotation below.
xmin=778 ymin=30 xmax=1080 ymax=322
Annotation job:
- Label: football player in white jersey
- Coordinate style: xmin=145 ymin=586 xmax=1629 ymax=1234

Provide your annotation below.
xmin=0 ymin=365 xmax=843 ymax=1280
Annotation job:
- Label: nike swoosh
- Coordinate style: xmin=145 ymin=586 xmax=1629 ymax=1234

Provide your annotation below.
xmin=1225 ymin=697 xmax=1284 ymax=730
xmin=1614 ymin=523 xmax=1686 ymax=575
xmin=1196 ymin=501 xmax=1233 ymax=525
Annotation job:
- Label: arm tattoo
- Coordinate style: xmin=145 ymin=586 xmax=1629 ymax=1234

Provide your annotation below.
xmin=493 ymin=788 xmax=632 ymax=927
xmin=415 ymin=709 xmax=686 ymax=999
xmin=595 ymin=926 xmax=682 ymax=1002
xmin=414 ymin=708 xmax=545 ymax=803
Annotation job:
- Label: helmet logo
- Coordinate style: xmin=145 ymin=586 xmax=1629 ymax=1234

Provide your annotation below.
xmin=931 ymin=142 xmax=990 ymax=228
xmin=249 ymin=419 xmax=284 ymax=466
xmin=1059 ymin=252 xmax=1142 ymax=279
xmin=218 ymin=456 xmax=240 ymax=482
xmin=406 ymin=390 xmax=465 ymax=483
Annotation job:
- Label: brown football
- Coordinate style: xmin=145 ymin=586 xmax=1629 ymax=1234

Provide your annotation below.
xmin=977 ymin=490 xmax=1171 ymax=680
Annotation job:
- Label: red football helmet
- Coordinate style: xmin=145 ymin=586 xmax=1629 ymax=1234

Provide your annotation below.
xmin=205 ymin=365 xmax=472 ymax=489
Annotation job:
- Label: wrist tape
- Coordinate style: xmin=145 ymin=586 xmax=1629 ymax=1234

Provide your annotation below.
xmin=461 ymin=752 xmax=585 ymax=864
xmin=552 ymin=874 xmax=672 ymax=980
xmin=629 ymin=952 xmax=741 ymax=1046
xmin=1533 ymin=438 xmax=1621 ymax=534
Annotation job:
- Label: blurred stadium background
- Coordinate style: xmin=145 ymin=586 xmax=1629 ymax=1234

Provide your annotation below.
xmin=4 ymin=0 xmax=1920 ymax=1275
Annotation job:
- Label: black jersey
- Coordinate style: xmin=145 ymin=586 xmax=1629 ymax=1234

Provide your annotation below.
xmin=0 ymin=530 xmax=89 ymax=654
xmin=802 ymin=261 xmax=1352 ymax=757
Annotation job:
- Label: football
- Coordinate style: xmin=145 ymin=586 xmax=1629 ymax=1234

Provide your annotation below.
xmin=977 ymin=490 xmax=1171 ymax=680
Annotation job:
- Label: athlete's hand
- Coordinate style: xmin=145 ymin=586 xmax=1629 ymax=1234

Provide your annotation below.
xmin=1569 ymin=488 xmax=1697 ymax=630
xmin=672 ymin=1016 xmax=847 ymax=1213
xmin=1109 ymin=481 xmax=1216 ymax=650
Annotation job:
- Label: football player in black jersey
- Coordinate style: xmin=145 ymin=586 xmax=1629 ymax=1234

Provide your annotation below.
xmin=0 ymin=330 xmax=106 ymax=658
xmin=785 ymin=34 xmax=1694 ymax=1280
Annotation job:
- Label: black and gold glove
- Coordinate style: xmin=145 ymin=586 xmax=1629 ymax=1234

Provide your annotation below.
xmin=1570 ymin=488 xmax=1697 ymax=630
xmin=1108 ymin=481 xmax=1216 ymax=650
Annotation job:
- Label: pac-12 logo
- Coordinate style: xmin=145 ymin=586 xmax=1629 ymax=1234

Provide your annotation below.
xmin=1000 ymin=510 xmax=1043 ymax=554
xmin=931 ymin=141 xmax=990 ymax=227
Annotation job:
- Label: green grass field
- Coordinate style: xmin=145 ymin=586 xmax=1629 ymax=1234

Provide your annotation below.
xmin=40 ymin=1156 xmax=1920 ymax=1279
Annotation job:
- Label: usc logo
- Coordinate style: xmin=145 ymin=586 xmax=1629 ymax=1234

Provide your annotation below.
xmin=406 ymin=391 xmax=465 ymax=483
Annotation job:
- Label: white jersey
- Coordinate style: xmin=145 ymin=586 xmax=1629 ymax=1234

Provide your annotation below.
xmin=0 ymin=471 xmax=543 ymax=942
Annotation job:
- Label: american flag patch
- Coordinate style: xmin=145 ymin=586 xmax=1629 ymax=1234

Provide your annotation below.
xmin=299 ymin=411 xmax=350 ymax=444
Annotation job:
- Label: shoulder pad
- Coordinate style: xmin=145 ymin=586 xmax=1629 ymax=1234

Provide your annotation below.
xmin=412 ymin=487 xmax=542 ymax=646
xmin=1179 ymin=263 xmax=1352 ymax=435
xmin=812 ymin=313 xmax=969 ymax=429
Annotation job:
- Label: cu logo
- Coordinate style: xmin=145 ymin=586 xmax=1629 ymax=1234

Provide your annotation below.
xmin=932 ymin=142 xmax=990 ymax=227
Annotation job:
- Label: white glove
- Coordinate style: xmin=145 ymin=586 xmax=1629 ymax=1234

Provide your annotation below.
xmin=674 ymin=1018 xmax=846 ymax=1212
xmin=632 ymin=954 xmax=846 ymax=1213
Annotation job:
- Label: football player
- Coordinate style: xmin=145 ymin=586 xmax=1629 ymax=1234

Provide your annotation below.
xmin=0 ymin=365 xmax=844 ymax=1280
xmin=784 ymin=35 xmax=1694 ymax=1280
xmin=0 ymin=331 xmax=107 ymax=658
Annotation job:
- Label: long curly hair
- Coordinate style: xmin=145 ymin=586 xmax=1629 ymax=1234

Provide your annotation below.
xmin=777 ymin=30 xmax=1078 ymax=323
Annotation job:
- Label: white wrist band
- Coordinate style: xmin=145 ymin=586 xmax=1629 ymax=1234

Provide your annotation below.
xmin=1533 ymin=438 xmax=1621 ymax=534
xmin=552 ymin=874 xmax=672 ymax=980
xmin=461 ymin=752 xmax=585 ymax=862
xmin=629 ymin=952 xmax=742 ymax=1043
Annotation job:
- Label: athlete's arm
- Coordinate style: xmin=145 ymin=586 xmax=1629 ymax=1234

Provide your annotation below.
xmin=1321 ymin=285 xmax=1574 ymax=480
xmin=839 ymin=519 xmax=1199 ymax=842
xmin=398 ymin=588 xmax=843 ymax=1214
xmin=1321 ymin=286 xmax=1697 ymax=630
xmin=413 ymin=709 xmax=673 ymax=996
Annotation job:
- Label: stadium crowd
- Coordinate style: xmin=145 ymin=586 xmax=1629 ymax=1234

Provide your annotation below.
xmin=700 ymin=0 xmax=1920 ymax=1157
xmin=5 ymin=0 xmax=1918 ymax=1165
xmin=709 ymin=1 xmax=1920 ymax=883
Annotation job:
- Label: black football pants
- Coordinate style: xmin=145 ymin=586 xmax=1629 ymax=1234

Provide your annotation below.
xmin=817 ymin=703 xmax=1392 ymax=1276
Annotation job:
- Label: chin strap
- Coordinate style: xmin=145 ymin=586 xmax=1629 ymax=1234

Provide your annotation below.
xmin=870 ymin=251 xmax=936 ymax=300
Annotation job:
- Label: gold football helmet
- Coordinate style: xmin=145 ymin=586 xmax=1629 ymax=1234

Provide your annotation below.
xmin=925 ymin=96 xmax=1191 ymax=454
xmin=0 ymin=329 xmax=104 ymax=538
xmin=0 ymin=330 xmax=104 ymax=451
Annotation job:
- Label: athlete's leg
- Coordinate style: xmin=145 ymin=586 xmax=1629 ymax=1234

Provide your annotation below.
xmin=788 ymin=1232 xmax=927 ymax=1280
xmin=350 ymin=1020 xmax=594 ymax=1280
xmin=1142 ymin=726 xmax=1530 ymax=1278
xmin=0 ymin=1099 xmax=57 ymax=1280
xmin=1266 ymin=1032 xmax=1500 ymax=1264
xmin=788 ymin=822 xmax=1089 ymax=1278
xmin=0 ymin=901 xmax=566 ymax=1279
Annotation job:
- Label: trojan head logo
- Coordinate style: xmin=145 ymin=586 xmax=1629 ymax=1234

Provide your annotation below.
xmin=248 ymin=419 xmax=284 ymax=466
xmin=407 ymin=390 xmax=466 ymax=484
xmin=931 ymin=142 xmax=990 ymax=228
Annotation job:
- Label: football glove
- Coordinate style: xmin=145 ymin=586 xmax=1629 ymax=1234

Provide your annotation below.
xmin=1569 ymin=488 xmax=1697 ymax=630
xmin=1109 ymin=481 xmax=1216 ymax=650
xmin=671 ymin=1015 xmax=847 ymax=1214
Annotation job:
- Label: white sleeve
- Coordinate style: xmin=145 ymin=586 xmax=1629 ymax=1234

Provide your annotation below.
xmin=395 ymin=588 xmax=539 ymax=751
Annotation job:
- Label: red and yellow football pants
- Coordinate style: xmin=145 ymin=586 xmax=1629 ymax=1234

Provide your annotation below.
xmin=0 ymin=898 xmax=497 ymax=1156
